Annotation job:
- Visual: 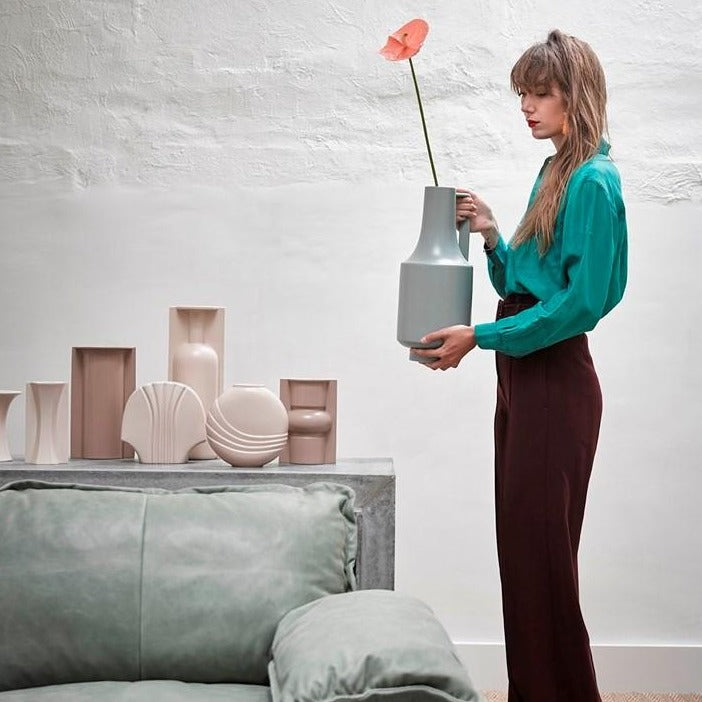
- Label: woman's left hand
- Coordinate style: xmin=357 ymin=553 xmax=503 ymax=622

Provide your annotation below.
xmin=411 ymin=325 xmax=477 ymax=370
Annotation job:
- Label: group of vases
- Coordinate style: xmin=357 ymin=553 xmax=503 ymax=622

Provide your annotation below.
xmin=3 ymin=187 xmax=467 ymax=464
xmin=1 ymin=307 xmax=337 ymax=468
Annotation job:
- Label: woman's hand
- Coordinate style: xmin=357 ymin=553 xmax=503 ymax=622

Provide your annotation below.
xmin=411 ymin=325 xmax=477 ymax=370
xmin=456 ymin=189 xmax=499 ymax=248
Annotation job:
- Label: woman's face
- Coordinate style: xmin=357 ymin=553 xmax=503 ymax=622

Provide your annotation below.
xmin=519 ymin=82 xmax=568 ymax=149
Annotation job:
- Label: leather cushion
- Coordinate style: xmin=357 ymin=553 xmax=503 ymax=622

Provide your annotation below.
xmin=0 ymin=481 xmax=357 ymax=691
xmin=0 ymin=681 xmax=271 ymax=702
xmin=269 ymin=590 xmax=483 ymax=702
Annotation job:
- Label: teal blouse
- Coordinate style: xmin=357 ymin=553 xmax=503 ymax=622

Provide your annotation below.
xmin=473 ymin=140 xmax=628 ymax=357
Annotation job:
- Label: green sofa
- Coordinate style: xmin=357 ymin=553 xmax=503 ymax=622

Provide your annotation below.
xmin=0 ymin=480 xmax=484 ymax=702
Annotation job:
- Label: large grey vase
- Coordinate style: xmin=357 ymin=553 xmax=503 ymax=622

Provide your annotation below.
xmin=397 ymin=186 xmax=473 ymax=363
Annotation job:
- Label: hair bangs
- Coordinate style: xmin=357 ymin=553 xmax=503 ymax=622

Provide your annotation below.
xmin=510 ymin=44 xmax=558 ymax=94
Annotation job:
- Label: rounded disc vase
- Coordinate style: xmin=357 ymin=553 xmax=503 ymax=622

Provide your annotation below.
xmin=206 ymin=384 xmax=289 ymax=468
xmin=397 ymin=186 xmax=473 ymax=363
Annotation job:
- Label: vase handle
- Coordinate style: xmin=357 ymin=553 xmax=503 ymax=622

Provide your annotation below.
xmin=456 ymin=193 xmax=471 ymax=261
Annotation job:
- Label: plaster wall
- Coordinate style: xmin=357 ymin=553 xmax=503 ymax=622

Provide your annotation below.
xmin=1 ymin=0 xmax=701 ymax=690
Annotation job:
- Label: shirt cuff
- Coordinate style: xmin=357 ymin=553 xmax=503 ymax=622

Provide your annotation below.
xmin=485 ymin=234 xmax=508 ymax=265
xmin=474 ymin=322 xmax=501 ymax=350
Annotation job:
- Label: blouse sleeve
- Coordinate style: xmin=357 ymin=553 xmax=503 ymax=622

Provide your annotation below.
xmin=473 ymin=175 xmax=623 ymax=357
xmin=485 ymin=234 xmax=510 ymax=298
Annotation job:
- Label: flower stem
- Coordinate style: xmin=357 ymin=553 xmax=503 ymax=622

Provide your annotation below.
xmin=408 ymin=57 xmax=438 ymax=186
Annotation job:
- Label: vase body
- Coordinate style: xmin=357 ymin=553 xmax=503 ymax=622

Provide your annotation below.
xmin=279 ymin=379 xmax=337 ymax=465
xmin=206 ymin=384 xmax=288 ymax=468
xmin=71 ymin=347 xmax=136 ymax=459
xmin=0 ymin=391 xmax=21 ymax=462
xmin=397 ymin=186 xmax=473 ymax=362
xmin=121 ymin=382 xmax=207 ymax=464
xmin=169 ymin=306 xmax=224 ymax=460
xmin=25 ymin=382 xmax=69 ymax=465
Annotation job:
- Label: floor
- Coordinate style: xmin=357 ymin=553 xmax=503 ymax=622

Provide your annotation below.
xmin=482 ymin=693 xmax=702 ymax=702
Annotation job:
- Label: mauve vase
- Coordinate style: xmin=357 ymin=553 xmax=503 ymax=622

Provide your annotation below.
xmin=397 ymin=186 xmax=473 ymax=363
xmin=279 ymin=379 xmax=337 ymax=465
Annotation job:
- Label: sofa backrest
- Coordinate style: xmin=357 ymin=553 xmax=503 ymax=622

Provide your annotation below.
xmin=0 ymin=481 xmax=357 ymax=692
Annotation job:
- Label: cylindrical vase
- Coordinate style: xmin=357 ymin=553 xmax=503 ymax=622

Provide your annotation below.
xmin=397 ymin=186 xmax=473 ymax=363
xmin=170 ymin=307 xmax=223 ymax=460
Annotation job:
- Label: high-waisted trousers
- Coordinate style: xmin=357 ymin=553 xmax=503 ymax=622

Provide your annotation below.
xmin=494 ymin=294 xmax=602 ymax=702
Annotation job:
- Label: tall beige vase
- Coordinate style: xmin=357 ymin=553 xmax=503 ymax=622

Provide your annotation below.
xmin=279 ymin=379 xmax=337 ymax=465
xmin=0 ymin=391 xmax=21 ymax=462
xmin=25 ymin=382 xmax=69 ymax=465
xmin=169 ymin=306 xmax=224 ymax=460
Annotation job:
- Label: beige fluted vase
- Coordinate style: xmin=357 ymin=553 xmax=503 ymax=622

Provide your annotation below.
xmin=279 ymin=379 xmax=337 ymax=465
xmin=169 ymin=306 xmax=224 ymax=460
xmin=121 ymin=382 xmax=206 ymax=464
xmin=25 ymin=382 xmax=69 ymax=465
xmin=71 ymin=347 xmax=136 ymax=459
xmin=0 ymin=391 xmax=21 ymax=462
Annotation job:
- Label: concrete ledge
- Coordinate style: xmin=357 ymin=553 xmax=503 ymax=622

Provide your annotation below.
xmin=455 ymin=642 xmax=702 ymax=693
xmin=0 ymin=457 xmax=395 ymax=591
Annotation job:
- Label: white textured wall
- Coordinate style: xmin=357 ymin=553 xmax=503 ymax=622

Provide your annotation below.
xmin=1 ymin=0 xmax=701 ymax=690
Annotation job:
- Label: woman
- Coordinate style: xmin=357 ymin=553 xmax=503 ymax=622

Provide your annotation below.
xmin=413 ymin=30 xmax=627 ymax=702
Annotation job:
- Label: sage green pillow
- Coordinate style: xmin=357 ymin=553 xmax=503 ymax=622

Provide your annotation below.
xmin=268 ymin=589 xmax=484 ymax=702
xmin=0 ymin=480 xmax=357 ymax=691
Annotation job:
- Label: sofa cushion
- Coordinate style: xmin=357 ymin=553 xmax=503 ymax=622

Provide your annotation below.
xmin=268 ymin=590 xmax=484 ymax=702
xmin=0 ymin=481 xmax=357 ymax=692
xmin=0 ymin=681 xmax=271 ymax=702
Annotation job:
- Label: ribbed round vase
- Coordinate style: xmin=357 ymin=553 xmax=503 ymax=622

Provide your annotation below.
xmin=206 ymin=384 xmax=288 ymax=468
xmin=397 ymin=186 xmax=473 ymax=363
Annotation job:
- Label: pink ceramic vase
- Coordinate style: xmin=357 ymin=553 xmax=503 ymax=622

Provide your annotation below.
xmin=206 ymin=384 xmax=288 ymax=468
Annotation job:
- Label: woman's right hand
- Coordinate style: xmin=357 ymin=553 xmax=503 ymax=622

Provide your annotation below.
xmin=456 ymin=189 xmax=499 ymax=245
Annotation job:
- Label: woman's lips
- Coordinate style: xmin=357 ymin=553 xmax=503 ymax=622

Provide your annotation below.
xmin=527 ymin=120 xmax=539 ymax=127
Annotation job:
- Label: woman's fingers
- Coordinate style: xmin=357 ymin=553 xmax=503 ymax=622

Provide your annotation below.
xmin=420 ymin=328 xmax=449 ymax=344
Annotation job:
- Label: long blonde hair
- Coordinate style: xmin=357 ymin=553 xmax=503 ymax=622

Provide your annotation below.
xmin=510 ymin=30 xmax=608 ymax=253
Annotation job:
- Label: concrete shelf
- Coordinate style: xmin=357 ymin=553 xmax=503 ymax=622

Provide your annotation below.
xmin=0 ymin=457 xmax=396 ymax=591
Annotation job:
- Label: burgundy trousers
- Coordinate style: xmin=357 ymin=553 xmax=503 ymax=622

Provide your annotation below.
xmin=494 ymin=294 xmax=602 ymax=702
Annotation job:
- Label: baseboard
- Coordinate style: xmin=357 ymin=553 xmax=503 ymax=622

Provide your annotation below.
xmin=454 ymin=642 xmax=702 ymax=693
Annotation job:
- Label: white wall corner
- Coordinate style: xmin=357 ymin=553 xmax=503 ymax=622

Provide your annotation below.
xmin=455 ymin=642 xmax=702 ymax=694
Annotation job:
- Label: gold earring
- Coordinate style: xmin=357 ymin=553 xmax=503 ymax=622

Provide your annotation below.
xmin=562 ymin=116 xmax=569 ymax=137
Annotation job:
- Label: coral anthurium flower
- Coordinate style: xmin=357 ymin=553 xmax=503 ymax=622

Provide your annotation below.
xmin=379 ymin=18 xmax=429 ymax=61
xmin=379 ymin=19 xmax=438 ymax=185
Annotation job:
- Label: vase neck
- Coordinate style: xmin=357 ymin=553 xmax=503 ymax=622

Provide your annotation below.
xmin=188 ymin=312 xmax=207 ymax=343
xmin=408 ymin=187 xmax=463 ymax=262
